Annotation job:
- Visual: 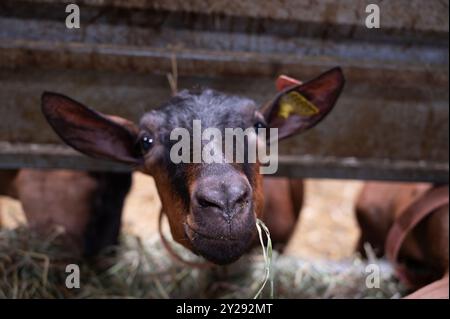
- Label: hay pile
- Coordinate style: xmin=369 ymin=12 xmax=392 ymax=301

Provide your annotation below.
xmin=0 ymin=226 xmax=405 ymax=299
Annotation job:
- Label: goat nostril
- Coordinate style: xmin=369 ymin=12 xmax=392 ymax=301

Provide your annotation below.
xmin=230 ymin=188 xmax=250 ymax=210
xmin=196 ymin=195 xmax=223 ymax=210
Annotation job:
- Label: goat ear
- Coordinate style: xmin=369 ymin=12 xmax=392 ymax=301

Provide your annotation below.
xmin=41 ymin=92 xmax=141 ymax=165
xmin=263 ymin=67 xmax=345 ymax=141
xmin=275 ymin=75 xmax=302 ymax=91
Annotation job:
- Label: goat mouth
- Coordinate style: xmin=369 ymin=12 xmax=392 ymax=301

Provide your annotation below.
xmin=184 ymin=223 xmax=239 ymax=242
xmin=183 ymin=222 xmax=255 ymax=265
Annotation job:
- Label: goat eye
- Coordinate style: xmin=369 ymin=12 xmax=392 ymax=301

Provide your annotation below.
xmin=139 ymin=135 xmax=154 ymax=153
xmin=254 ymin=121 xmax=267 ymax=134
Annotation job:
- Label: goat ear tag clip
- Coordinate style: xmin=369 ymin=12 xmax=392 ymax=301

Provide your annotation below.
xmin=278 ymin=91 xmax=320 ymax=119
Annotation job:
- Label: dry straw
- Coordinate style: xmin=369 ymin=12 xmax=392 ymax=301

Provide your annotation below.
xmin=254 ymin=218 xmax=273 ymax=299
xmin=0 ymin=226 xmax=406 ymax=299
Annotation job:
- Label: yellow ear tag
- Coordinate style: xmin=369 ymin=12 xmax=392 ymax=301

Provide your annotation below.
xmin=278 ymin=91 xmax=320 ymax=119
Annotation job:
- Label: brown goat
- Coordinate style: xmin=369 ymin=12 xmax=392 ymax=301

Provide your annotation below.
xmin=355 ymin=182 xmax=449 ymax=297
xmin=0 ymin=169 xmax=132 ymax=256
xmin=39 ymin=68 xmax=344 ymax=265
